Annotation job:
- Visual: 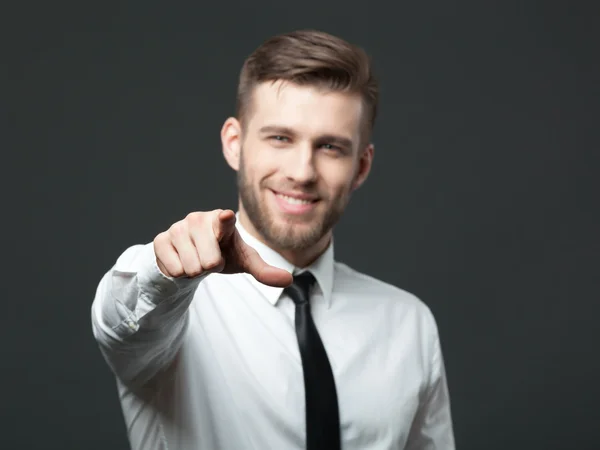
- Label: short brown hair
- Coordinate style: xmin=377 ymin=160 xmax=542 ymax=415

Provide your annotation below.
xmin=236 ymin=29 xmax=379 ymax=143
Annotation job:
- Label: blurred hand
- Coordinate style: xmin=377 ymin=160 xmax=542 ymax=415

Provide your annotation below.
xmin=153 ymin=209 xmax=292 ymax=288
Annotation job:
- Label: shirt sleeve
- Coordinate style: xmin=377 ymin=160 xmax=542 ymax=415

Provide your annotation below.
xmin=91 ymin=242 xmax=206 ymax=389
xmin=405 ymin=314 xmax=456 ymax=450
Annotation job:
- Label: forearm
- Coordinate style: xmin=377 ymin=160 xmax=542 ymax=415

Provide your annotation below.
xmin=91 ymin=242 xmax=204 ymax=388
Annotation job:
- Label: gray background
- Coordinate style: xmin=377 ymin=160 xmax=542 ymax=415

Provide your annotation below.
xmin=4 ymin=0 xmax=599 ymax=449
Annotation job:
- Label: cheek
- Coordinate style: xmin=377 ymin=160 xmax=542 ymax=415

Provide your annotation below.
xmin=245 ymin=165 xmax=280 ymax=194
xmin=242 ymin=145 xmax=279 ymax=178
xmin=319 ymin=161 xmax=358 ymax=195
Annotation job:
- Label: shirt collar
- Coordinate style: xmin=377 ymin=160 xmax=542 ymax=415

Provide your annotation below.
xmin=235 ymin=213 xmax=335 ymax=309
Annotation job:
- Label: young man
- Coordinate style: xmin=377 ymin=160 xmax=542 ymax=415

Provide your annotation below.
xmin=91 ymin=29 xmax=455 ymax=449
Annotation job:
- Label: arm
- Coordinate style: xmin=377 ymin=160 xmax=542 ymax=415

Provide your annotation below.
xmin=91 ymin=242 xmax=205 ymax=389
xmin=405 ymin=318 xmax=456 ymax=450
xmin=91 ymin=210 xmax=292 ymax=390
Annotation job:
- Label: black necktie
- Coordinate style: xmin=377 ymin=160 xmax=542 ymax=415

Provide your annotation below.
xmin=286 ymin=272 xmax=341 ymax=450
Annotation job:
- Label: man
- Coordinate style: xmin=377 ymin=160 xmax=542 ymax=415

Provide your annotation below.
xmin=91 ymin=29 xmax=455 ymax=449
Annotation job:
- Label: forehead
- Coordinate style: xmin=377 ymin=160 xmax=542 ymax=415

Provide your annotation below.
xmin=246 ymin=81 xmax=363 ymax=140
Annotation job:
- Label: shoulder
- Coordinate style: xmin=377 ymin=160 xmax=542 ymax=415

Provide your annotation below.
xmin=333 ymin=261 xmax=438 ymax=330
xmin=334 ymin=260 xmax=426 ymax=308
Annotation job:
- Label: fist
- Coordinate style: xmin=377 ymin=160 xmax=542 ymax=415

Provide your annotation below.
xmin=153 ymin=209 xmax=292 ymax=288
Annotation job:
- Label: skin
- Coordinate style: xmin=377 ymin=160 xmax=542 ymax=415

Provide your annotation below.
xmin=154 ymin=80 xmax=374 ymax=287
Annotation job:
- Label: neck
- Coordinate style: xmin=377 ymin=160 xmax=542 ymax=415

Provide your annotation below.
xmin=237 ymin=209 xmax=331 ymax=268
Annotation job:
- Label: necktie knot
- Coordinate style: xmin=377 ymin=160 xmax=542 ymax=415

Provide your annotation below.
xmin=286 ymin=271 xmax=316 ymax=306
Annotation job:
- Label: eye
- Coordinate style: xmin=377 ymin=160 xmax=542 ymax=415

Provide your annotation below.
xmin=270 ymin=135 xmax=290 ymax=142
xmin=319 ymin=143 xmax=343 ymax=153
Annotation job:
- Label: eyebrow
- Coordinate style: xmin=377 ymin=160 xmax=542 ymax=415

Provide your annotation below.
xmin=258 ymin=125 xmax=296 ymax=136
xmin=258 ymin=125 xmax=354 ymax=149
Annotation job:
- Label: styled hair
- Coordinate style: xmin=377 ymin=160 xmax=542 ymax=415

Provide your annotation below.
xmin=236 ymin=29 xmax=379 ymax=142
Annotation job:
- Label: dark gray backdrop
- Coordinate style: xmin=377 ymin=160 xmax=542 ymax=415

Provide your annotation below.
xmin=4 ymin=1 xmax=599 ymax=449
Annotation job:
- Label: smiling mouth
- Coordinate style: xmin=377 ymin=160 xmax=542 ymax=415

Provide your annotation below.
xmin=274 ymin=193 xmax=317 ymax=205
xmin=271 ymin=190 xmax=319 ymax=203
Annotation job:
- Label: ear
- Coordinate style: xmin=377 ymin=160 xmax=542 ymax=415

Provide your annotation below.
xmin=351 ymin=143 xmax=375 ymax=191
xmin=221 ymin=117 xmax=242 ymax=171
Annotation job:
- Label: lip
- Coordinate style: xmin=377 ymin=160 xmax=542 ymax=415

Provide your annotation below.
xmin=271 ymin=190 xmax=319 ymax=201
xmin=270 ymin=190 xmax=319 ymax=215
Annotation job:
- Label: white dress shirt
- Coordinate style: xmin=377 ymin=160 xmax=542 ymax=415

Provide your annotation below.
xmin=91 ymin=219 xmax=455 ymax=450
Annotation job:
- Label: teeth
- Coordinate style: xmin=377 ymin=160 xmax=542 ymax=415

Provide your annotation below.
xmin=277 ymin=194 xmax=312 ymax=205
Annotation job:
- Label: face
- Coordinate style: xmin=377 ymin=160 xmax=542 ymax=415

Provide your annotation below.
xmin=222 ymin=81 xmax=374 ymax=253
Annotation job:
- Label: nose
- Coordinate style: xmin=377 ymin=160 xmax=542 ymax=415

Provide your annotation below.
xmin=283 ymin=144 xmax=317 ymax=184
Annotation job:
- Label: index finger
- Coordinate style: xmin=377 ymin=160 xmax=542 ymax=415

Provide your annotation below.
xmin=212 ymin=209 xmax=237 ymax=242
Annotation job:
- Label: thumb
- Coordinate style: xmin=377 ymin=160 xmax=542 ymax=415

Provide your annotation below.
xmin=240 ymin=244 xmax=293 ymax=288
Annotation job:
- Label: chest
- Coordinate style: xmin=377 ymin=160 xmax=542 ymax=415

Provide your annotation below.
xmin=184 ymin=278 xmax=426 ymax=447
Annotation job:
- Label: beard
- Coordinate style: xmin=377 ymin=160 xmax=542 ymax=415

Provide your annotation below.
xmin=237 ymin=151 xmax=350 ymax=252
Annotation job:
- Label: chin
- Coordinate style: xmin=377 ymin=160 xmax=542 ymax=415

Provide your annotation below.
xmin=275 ymin=221 xmax=328 ymax=249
